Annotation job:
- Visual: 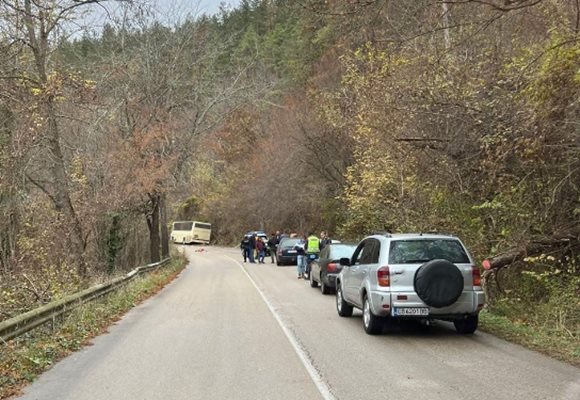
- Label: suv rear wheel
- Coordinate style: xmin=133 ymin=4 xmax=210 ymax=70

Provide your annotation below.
xmin=454 ymin=315 xmax=478 ymax=334
xmin=362 ymin=295 xmax=383 ymax=335
xmin=336 ymin=284 xmax=353 ymax=317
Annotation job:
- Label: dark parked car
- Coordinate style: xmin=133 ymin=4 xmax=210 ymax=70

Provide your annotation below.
xmin=309 ymin=243 xmax=357 ymax=294
xmin=276 ymin=237 xmax=300 ymax=266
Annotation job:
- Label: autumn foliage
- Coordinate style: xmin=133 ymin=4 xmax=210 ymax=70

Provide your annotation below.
xmin=0 ymin=0 xmax=578 ymax=341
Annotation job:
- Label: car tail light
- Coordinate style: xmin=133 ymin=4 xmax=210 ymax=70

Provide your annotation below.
xmin=472 ymin=265 xmax=481 ymax=286
xmin=327 ymin=263 xmax=338 ymax=272
xmin=377 ymin=266 xmax=390 ymax=287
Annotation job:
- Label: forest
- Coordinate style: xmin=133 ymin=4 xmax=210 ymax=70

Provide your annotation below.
xmin=0 ymin=0 xmax=578 ymax=357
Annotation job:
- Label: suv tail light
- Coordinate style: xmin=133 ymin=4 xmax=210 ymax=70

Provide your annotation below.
xmin=327 ymin=262 xmax=338 ymax=273
xmin=377 ymin=266 xmax=390 ymax=287
xmin=472 ymin=265 xmax=481 ymax=286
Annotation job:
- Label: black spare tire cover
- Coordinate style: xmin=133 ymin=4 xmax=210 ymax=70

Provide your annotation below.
xmin=414 ymin=259 xmax=464 ymax=308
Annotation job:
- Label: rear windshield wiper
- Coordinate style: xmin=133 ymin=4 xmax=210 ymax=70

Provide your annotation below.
xmin=401 ymin=259 xmax=431 ymax=263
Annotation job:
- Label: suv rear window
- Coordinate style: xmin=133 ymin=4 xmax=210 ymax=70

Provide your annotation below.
xmin=389 ymin=239 xmax=469 ymax=264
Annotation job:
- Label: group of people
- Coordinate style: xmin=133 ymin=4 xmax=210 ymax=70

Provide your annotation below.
xmin=292 ymin=231 xmax=331 ymax=279
xmin=240 ymin=230 xmax=332 ymax=280
xmin=240 ymin=231 xmax=283 ymax=264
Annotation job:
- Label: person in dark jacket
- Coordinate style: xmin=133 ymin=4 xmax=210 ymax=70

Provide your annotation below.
xmin=320 ymin=231 xmax=332 ymax=249
xmin=240 ymin=235 xmax=250 ymax=262
xmin=267 ymin=233 xmax=278 ymax=264
xmin=248 ymin=234 xmax=256 ymax=263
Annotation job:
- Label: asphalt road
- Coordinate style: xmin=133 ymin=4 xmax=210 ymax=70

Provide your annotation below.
xmin=17 ymin=246 xmax=580 ymax=400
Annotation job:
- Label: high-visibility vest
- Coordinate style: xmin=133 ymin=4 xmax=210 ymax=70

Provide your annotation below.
xmin=307 ymin=236 xmax=320 ymax=254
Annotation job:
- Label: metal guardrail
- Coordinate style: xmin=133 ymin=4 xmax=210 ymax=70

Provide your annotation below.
xmin=0 ymin=258 xmax=171 ymax=343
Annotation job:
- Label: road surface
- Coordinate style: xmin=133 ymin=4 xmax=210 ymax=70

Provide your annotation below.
xmin=17 ymin=246 xmax=580 ymax=400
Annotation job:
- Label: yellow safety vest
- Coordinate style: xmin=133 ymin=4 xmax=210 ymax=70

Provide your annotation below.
xmin=307 ymin=236 xmax=320 ymax=254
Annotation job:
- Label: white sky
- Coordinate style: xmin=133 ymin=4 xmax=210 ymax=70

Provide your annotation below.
xmin=143 ymin=0 xmax=242 ymax=17
xmin=196 ymin=0 xmax=242 ymax=15
xmin=81 ymin=0 xmax=242 ymax=34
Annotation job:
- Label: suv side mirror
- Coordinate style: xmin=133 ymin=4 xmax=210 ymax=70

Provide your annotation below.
xmin=339 ymin=257 xmax=351 ymax=267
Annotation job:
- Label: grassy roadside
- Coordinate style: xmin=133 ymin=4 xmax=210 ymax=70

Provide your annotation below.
xmin=0 ymin=256 xmax=187 ymax=400
xmin=479 ymin=310 xmax=580 ymax=367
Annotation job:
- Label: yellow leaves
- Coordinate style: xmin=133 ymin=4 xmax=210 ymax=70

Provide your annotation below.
xmin=69 ymin=156 xmax=89 ymax=189
xmin=83 ymin=79 xmax=97 ymax=89
xmin=506 ymin=30 xmax=580 ymax=118
xmin=524 ymin=254 xmax=556 ymax=263
xmin=340 ymin=128 xmax=415 ymax=235
xmin=25 ymin=72 xmax=97 ymax=103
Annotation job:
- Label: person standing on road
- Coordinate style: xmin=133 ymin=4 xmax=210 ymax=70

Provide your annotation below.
xmin=248 ymin=234 xmax=256 ymax=263
xmin=256 ymin=237 xmax=266 ymax=264
xmin=320 ymin=231 xmax=332 ymax=249
xmin=267 ymin=233 xmax=278 ymax=264
xmin=304 ymin=232 xmax=321 ymax=277
xmin=274 ymin=230 xmax=283 ymax=247
xmin=240 ymin=235 xmax=251 ymax=262
xmin=294 ymin=234 xmax=306 ymax=278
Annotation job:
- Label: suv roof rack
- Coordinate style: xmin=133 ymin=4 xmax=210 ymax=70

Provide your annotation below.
xmin=418 ymin=231 xmax=455 ymax=237
xmin=372 ymin=231 xmax=392 ymax=237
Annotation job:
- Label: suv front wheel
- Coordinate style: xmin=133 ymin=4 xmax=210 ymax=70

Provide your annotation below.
xmin=454 ymin=315 xmax=478 ymax=334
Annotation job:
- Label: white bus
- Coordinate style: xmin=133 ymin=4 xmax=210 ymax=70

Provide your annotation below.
xmin=171 ymin=221 xmax=211 ymax=245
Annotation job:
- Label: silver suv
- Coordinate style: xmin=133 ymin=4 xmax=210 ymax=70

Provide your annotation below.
xmin=336 ymin=233 xmax=485 ymax=335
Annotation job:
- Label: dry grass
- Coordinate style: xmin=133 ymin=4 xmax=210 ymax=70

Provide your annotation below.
xmin=0 ymin=257 xmax=187 ymax=399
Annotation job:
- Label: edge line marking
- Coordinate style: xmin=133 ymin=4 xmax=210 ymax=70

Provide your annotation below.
xmin=226 ymin=255 xmax=337 ymax=400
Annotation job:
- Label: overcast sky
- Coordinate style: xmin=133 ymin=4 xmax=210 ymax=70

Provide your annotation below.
xmin=82 ymin=0 xmax=242 ymax=34
xmin=197 ymin=0 xmax=241 ymax=15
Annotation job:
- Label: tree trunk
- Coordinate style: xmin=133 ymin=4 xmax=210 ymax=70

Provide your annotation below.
xmin=160 ymin=193 xmax=169 ymax=258
xmin=45 ymin=98 xmax=87 ymax=276
xmin=147 ymin=193 xmax=161 ymax=263
xmin=483 ymin=235 xmax=577 ymax=270
xmin=442 ymin=3 xmax=451 ymax=50
xmin=22 ymin=0 xmax=87 ymax=277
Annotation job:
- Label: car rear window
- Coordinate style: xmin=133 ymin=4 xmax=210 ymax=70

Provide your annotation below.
xmin=280 ymin=238 xmax=299 ymax=249
xmin=389 ymin=239 xmax=470 ymax=264
xmin=330 ymin=245 xmax=357 ymax=260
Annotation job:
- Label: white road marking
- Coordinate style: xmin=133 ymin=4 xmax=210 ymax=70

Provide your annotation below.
xmin=226 ymin=256 xmax=337 ymax=400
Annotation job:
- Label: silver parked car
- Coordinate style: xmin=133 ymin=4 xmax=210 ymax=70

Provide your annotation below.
xmin=336 ymin=233 xmax=485 ymax=335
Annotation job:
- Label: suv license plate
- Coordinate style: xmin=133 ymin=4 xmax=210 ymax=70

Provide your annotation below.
xmin=393 ymin=307 xmax=429 ymax=317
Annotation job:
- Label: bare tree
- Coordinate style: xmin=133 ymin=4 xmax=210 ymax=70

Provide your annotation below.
xmin=0 ymin=1 xmax=137 ymax=276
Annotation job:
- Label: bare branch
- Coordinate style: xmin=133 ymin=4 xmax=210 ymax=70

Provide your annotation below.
xmin=438 ymin=0 xmax=545 ymax=12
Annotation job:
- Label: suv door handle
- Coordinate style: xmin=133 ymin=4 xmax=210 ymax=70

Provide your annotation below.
xmin=393 ymin=269 xmax=404 ymax=274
